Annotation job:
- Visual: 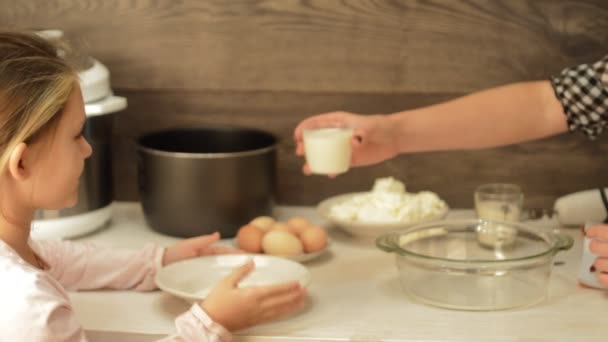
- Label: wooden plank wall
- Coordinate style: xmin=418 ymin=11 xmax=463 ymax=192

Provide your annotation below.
xmin=2 ymin=0 xmax=608 ymax=209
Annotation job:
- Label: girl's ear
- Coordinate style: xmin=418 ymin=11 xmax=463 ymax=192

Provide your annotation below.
xmin=7 ymin=143 xmax=29 ymax=181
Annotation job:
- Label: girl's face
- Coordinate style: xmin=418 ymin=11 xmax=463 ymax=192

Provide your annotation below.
xmin=29 ymin=85 xmax=93 ymax=209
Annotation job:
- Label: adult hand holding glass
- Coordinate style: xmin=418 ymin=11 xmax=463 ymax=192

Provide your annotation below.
xmin=293 ymin=81 xmax=571 ymax=176
xmin=293 ymin=111 xmax=400 ymax=175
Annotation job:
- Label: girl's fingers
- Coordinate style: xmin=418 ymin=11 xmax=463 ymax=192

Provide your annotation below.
xmin=260 ymin=287 xmax=307 ymax=310
xmin=253 ymin=282 xmax=301 ymax=299
xmin=223 ymin=259 xmax=255 ymax=287
xmin=259 ymin=297 xmax=307 ymax=322
xmin=207 ymin=246 xmax=244 ymax=255
xmin=184 ymin=232 xmax=221 ymax=251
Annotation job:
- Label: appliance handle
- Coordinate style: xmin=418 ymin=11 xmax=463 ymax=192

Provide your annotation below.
xmin=598 ymin=188 xmax=608 ymax=223
xmin=85 ymin=95 xmax=127 ymax=116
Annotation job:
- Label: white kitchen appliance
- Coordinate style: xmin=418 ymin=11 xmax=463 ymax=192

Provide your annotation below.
xmin=553 ymin=188 xmax=608 ymax=227
xmin=31 ymin=30 xmax=127 ymax=240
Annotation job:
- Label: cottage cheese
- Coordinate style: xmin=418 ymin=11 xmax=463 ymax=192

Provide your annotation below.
xmin=329 ymin=177 xmax=448 ymax=224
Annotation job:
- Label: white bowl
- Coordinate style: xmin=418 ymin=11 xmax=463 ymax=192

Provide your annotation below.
xmin=317 ymin=192 xmax=449 ymax=239
xmin=155 ymin=254 xmax=311 ymax=303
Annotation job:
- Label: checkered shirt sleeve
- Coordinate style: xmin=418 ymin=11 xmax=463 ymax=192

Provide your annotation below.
xmin=550 ymin=55 xmax=608 ymax=139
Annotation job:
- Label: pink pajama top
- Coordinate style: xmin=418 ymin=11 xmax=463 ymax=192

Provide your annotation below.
xmin=0 ymin=239 xmax=231 ymax=341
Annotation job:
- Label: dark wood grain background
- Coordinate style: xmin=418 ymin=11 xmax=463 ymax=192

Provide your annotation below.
xmin=2 ymin=0 xmax=608 ymax=209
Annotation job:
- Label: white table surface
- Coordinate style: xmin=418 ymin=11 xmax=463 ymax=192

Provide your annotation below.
xmin=71 ymin=202 xmax=608 ymax=342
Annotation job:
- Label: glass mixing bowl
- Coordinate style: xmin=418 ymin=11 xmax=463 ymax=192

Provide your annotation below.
xmin=376 ymin=219 xmax=573 ymax=311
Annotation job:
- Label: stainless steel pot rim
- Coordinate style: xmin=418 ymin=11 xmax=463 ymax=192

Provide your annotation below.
xmin=376 ymin=218 xmax=574 ymax=264
xmin=136 ymin=126 xmax=278 ymax=159
xmin=137 ymin=144 xmax=277 ymax=159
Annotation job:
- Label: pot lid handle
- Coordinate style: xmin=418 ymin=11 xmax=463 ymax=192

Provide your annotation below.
xmin=554 ymin=234 xmax=574 ymax=252
xmin=376 ymin=233 xmax=399 ymax=254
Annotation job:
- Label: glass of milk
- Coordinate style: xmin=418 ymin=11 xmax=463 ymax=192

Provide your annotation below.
xmin=474 ymin=183 xmax=524 ymax=248
xmin=303 ymin=126 xmax=353 ymax=175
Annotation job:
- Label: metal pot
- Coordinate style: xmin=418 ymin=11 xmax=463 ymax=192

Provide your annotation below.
xmin=376 ymin=219 xmax=573 ymax=311
xmin=137 ymin=127 xmax=277 ymax=238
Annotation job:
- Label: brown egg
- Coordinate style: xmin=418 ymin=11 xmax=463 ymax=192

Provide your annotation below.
xmin=270 ymin=222 xmax=292 ymax=233
xmin=249 ymin=216 xmax=275 ymax=232
xmin=300 ymin=225 xmax=328 ymax=253
xmin=287 ymin=216 xmax=311 ymax=236
xmin=262 ymin=230 xmax=303 ymax=256
xmin=236 ymin=224 xmax=264 ymax=253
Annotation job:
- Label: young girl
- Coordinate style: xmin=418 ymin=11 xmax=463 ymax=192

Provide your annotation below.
xmin=0 ymin=31 xmax=307 ymax=341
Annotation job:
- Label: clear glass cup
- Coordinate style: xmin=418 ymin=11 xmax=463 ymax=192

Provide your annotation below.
xmin=303 ymin=125 xmax=353 ymax=175
xmin=474 ymin=183 xmax=524 ymax=248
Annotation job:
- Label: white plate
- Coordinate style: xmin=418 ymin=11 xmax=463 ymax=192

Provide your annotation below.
xmin=317 ymin=192 xmax=449 ymax=239
xmin=233 ymin=239 xmax=330 ymax=263
xmin=155 ymin=254 xmax=311 ymax=303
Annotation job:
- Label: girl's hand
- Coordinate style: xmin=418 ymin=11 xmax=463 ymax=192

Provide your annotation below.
xmin=201 ymin=259 xmax=307 ymax=331
xmin=586 ymin=225 xmax=608 ymax=286
xmin=163 ymin=232 xmax=243 ymax=266
xmin=293 ymin=111 xmax=400 ymax=174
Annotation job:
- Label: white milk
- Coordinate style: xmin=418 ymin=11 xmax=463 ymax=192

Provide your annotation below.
xmin=476 ymin=201 xmax=521 ymax=222
xmin=477 ymin=223 xmax=518 ymax=249
xmin=475 ymin=200 xmax=521 ymax=248
xmin=303 ymin=127 xmax=353 ymax=174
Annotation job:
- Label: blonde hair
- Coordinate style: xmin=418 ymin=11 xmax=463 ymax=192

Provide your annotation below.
xmin=0 ymin=31 xmax=77 ymax=174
